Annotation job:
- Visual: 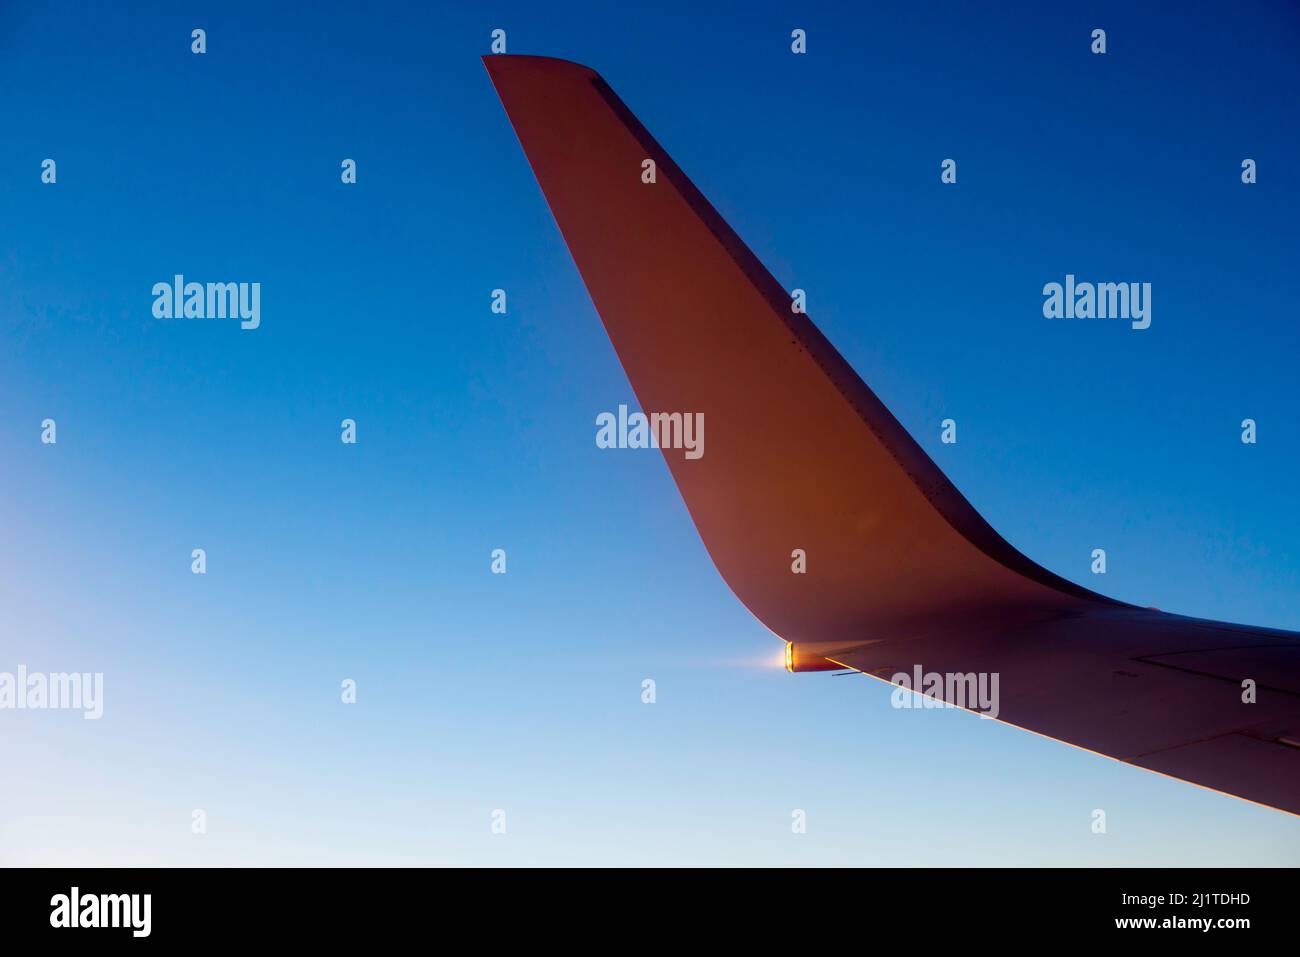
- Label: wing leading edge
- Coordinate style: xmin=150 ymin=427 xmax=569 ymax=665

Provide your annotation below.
xmin=484 ymin=54 xmax=1300 ymax=815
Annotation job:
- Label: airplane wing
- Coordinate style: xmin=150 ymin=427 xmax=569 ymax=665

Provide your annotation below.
xmin=484 ymin=54 xmax=1300 ymax=816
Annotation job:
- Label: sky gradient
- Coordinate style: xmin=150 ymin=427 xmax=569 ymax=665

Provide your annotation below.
xmin=2 ymin=1 xmax=1298 ymax=865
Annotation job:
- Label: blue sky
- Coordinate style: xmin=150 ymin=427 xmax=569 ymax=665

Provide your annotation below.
xmin=1 ymin=0 xmax=1298 ymax=865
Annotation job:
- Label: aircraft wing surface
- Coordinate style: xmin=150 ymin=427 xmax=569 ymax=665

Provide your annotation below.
xmin=484 ymin=54 xmax=1300 ymax=815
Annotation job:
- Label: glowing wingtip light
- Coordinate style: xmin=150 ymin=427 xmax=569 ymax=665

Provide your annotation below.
xmin=784 ymin=642 xmax=794 ymax=672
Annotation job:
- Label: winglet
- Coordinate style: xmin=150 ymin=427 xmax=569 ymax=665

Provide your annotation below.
xmin=486 ymin=55 xmax=1121 ymax=644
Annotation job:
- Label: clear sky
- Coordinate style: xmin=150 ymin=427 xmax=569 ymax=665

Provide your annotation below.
xmin=1 ymin=1 xmax=1298 ymax=865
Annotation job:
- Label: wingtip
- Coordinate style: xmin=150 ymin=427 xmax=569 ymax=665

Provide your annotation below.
xmin=481 ymin=54 xmax=600 ymax=83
